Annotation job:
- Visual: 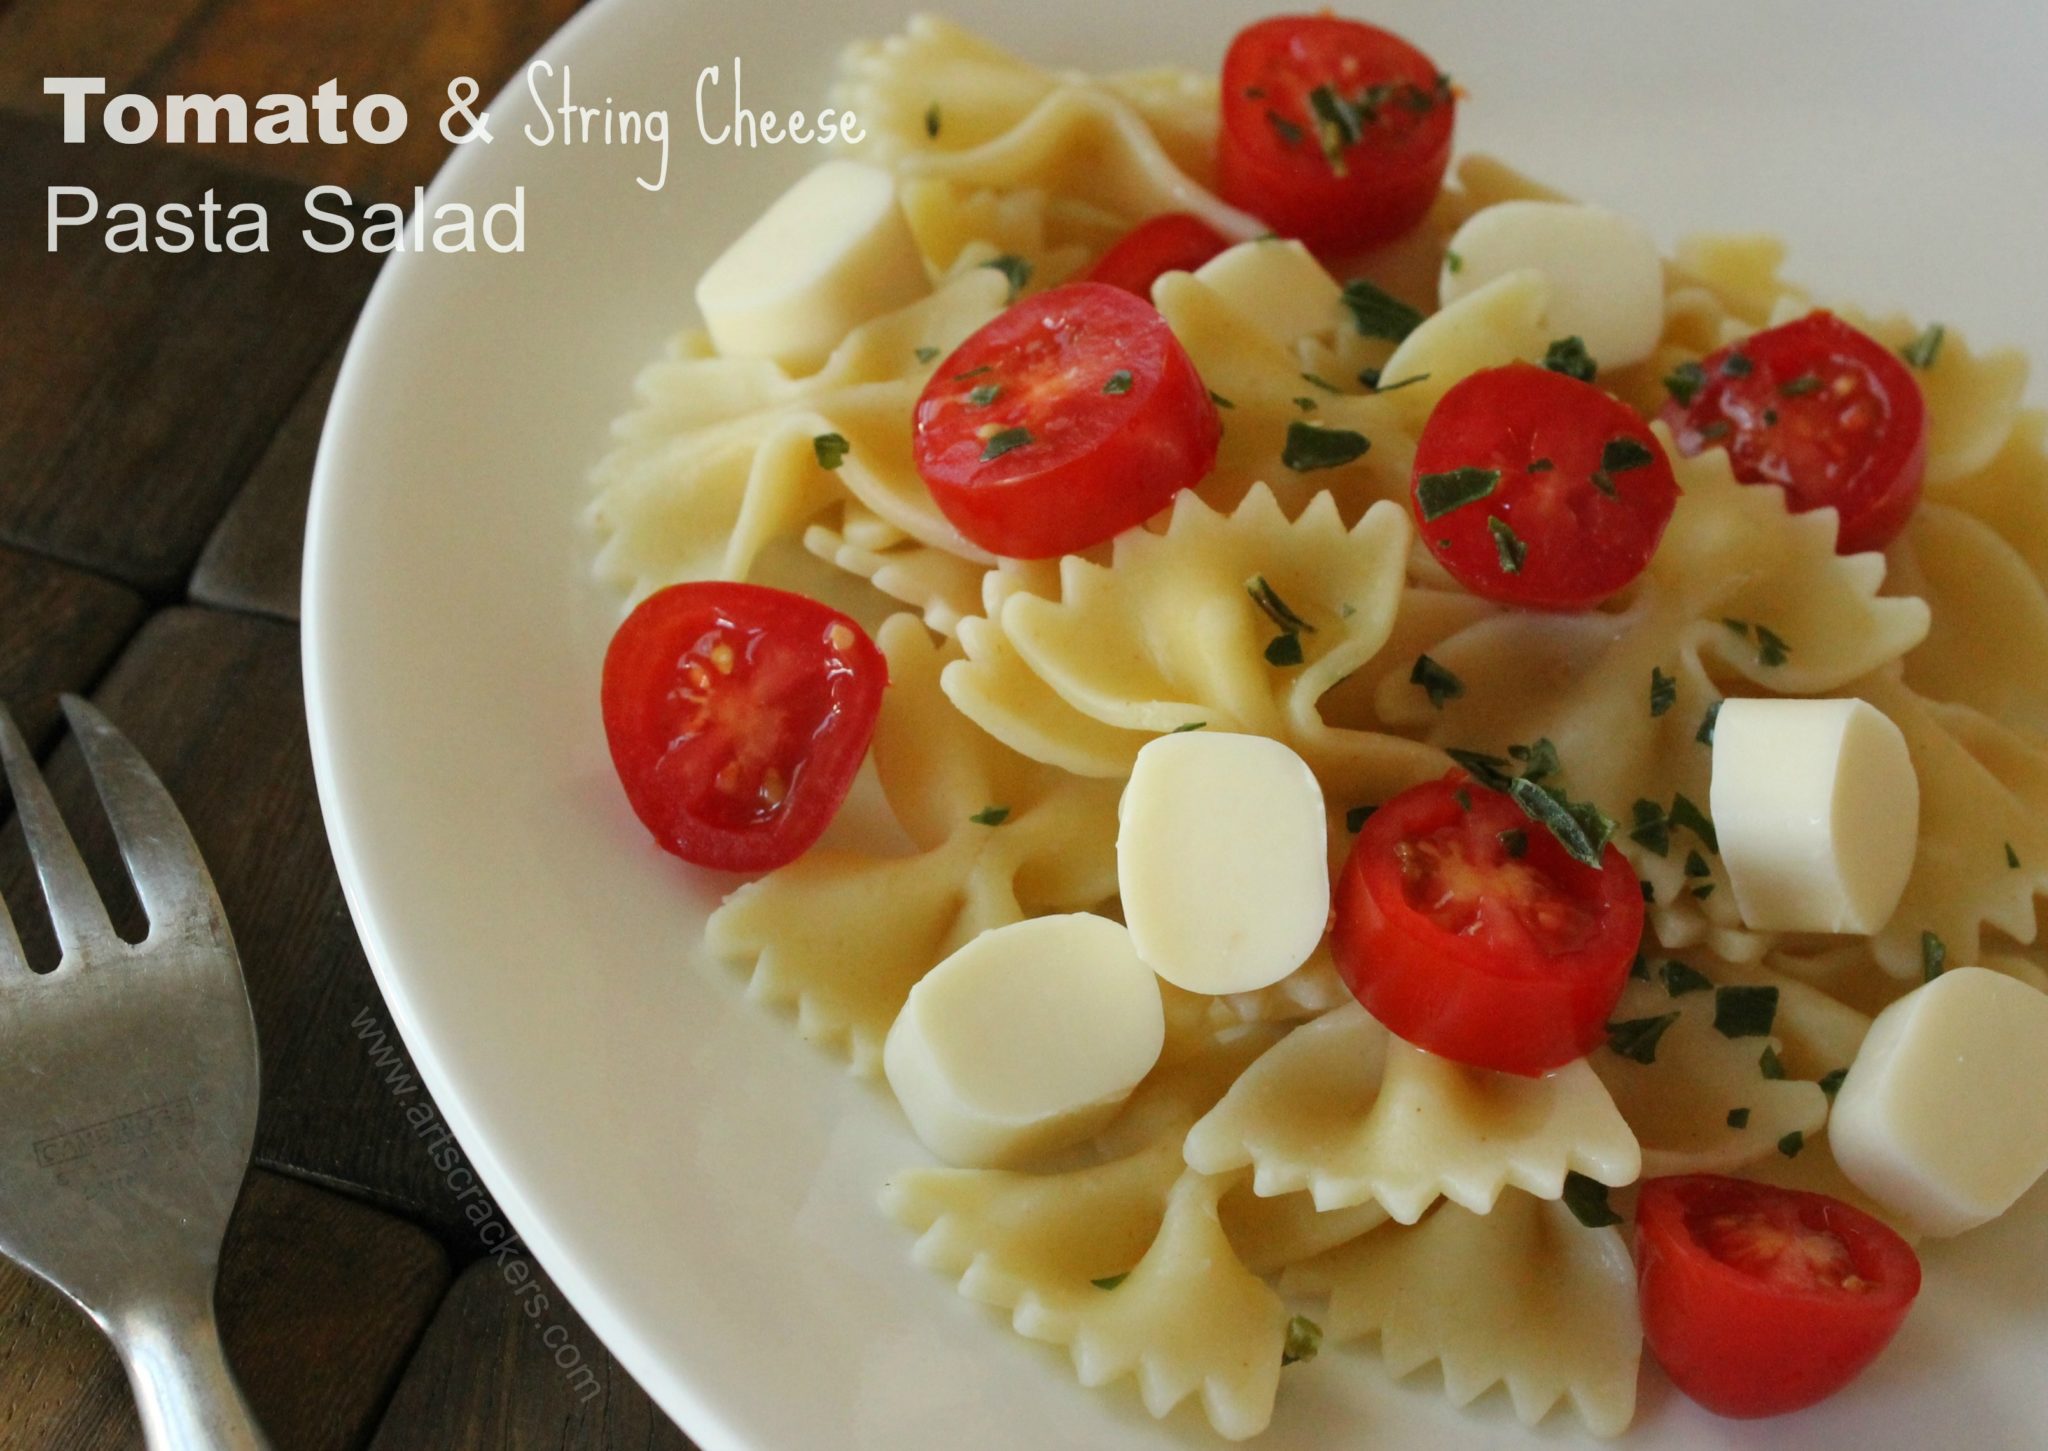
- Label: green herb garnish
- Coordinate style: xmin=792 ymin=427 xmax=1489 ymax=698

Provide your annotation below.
xmin=1103 ymin=370 xmax=1134 ymax=395
xmin=1209 ymin=389 xmax=1235 ymax=410
xmin=1173 ymin=721 xmax=1206 ymax=733
xmin=1692 ymin=883 xmax=1715 ymax=900
xmin=1346 ymin=804 xmax=1376 ymax=833
xmin=1283 ymin=422 xmax=1371 ymax=472
xmin=1756 ymin=625 xmax=1790 ymax=667
xmin=1669 ymin=793 xmax=1719 ymax=853
xmin=1650 ymin=667 xmax=1677 ymax=718
xmin=1780 ymin=373 xmax=1823 ymax=397
xmin=1091 ymin=1273 xmax=1128 ymax=1291
xmin=1307 ymin=84 xmax=1363 ymax=172
xmin=1488 ymin=516 xmax=1526 ymax=574
xmin=1369 ymin=372 xmax=1430 ymax=394
xmin=1607 ymin=1012 xmax=1681 ymax=1065
xmin=1901 ymin=323 xmax=1945 ymax=370
xmin=1778 ymin=1130 xmax=1806 ymax=1158
xmin=1591 ymin=436 xmax=1657 ymax=496
xmin=1727 ymin=1107 xmax=1751 ymax=1129
xmin=1714 ymin=984 xmax=1779 ymax=1038
xmin=1283 ymin=1315 xmax=1323 ymax=1366
xmin=1685 ymin=849 xmax=1712 ymax=879
xmin=1445 ymin=249 xmax=1463 ymax=273
xmin=924 ymin=102 xmax=941 ymax=138
xmin=1247 ymin=576 xmax=1316 ymax=635
xmin=812 ymin=433 xmax=850 ymax=470
xmin=1528 ymin=457 xmax=1555 ymax=474
xmin=1630 ymin=799 xmax=1671 ymax=856
xmin=1411 ymin=654 xmax=1463 ymax=708
xmin=980 ymin=427 xmax=1033 ymax=462
xmin=1265 ymin=633 xmax=1306 ymax=667
xmin=1499 ymin=827 xmax=1529 ymax=858
xmin=969 ymin=805 xmax=1011 ymax=827
xmin=2008 ymin=842 xmax=2022 ymax=870
xmin=1696 ymin=700 xmax=1722 ymax=747
xmin=1721 ymin=352 xmax=1754 ymax=378
xmin=1664 ymin=360 xmax=1707 ymax=407
xmin=982 ymin=253 xmax=1032 ymax=301
xmin=1292 ymin=396 xmax=1318 ymax=412
xmin=1760 ymin=1045 xmax=1786 ymax=1079
xmin=1818 ymin=1067 xmax=1848 ymax=1101
xmin=1339 ymin=279 xmax=1424 ymax=341
xmin=914 ymin=346 xmax=940 ymax=364
xmin=966 ymin=383 xmax=1002 ymax=406
xmin=1415 ymin=467 xmax=1502 ymax=521
xmin=1507 ymin=776 xmax=1614 ymax=868
xmin=1700 ymin=419 xmax=1733 ymax=442
xmin=1562 ymin=1171 xmax=1623 ymax=1228
xmin=1543 ymin=335 xmax=1597 ymax=382
xmin=1266 ymin=109 xmax=1306 ymax=147
xmin=1663 ymin=960 xmax=1714 ymax=997
xmin=1921 ymin=930 xmax=1946 ymax=982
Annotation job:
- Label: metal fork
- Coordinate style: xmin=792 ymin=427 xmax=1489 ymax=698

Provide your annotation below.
xmin=0 ymin=696 xmax=268 ymax=1451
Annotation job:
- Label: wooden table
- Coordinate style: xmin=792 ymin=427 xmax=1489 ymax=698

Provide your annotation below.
xmin=0 ymin=2 xmax=696 ymax=1444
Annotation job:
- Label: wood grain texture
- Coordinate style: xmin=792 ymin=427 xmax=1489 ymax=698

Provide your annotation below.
xmin=369 ymin=1258 xmax=695 ymax=1451
xmin=0 ymin=607 xmax=476 ymax=1238
xmin=0 ymin=1169 xmax=450 ymax=1451
xmin=0 ymin=546 xmax=145 ymax=752
xmin=0 ymin=115 xmax=377 ymax=593
xmin=190 ymin=347 xmax=338 ymax=620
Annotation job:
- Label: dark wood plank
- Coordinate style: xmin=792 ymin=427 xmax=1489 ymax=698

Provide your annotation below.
xmin=370 ymin=1258 xmax=695 ymax=1451
xmin=0 ymin=114 xmax=378 ymax=593
xmin=0 ymin=0 xmax=584 ymax=200
xmin=190 ymin=347 xmax=337 ymax=620
xmin=0 ymin=1169 xmax=450 ymax=1451
xmin=0 ymin=607 xmax=473 ymax=1237
xmin=0 ymin=546 xmax=145 ymax=752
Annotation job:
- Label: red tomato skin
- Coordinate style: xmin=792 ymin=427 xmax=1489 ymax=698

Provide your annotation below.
xmin=1084 ymin=213 xmax=1234 ymax=297
xmin=1218 ymin=15 xmax=1454 ymax=253
xmin=1413 ymin=363 xmax=1680 ymax=611
xmin=1637 ymin=1175 xmax=1922 ymax=1419
xmin=914 ymin=282 xmax=1221 ymax=559
xmin=1659 ymin=311 xmax=1928 ymax=555
xmin=1331 ymin=776 xmax=1645 ymax=1076
xmin=601 ymin=582 xmax=886 ymax=874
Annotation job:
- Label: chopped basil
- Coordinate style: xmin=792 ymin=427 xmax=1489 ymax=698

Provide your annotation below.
xmin=1901 ymin=322 xmax=1945 ymax=370
xmin=1780 ymin=373 xmax=1823 ymax=397
xmin=952 ymin=364 xmax=993 ymax=381
xmin=1650 ymin=667 xmax=1676 ymax=718
xmin=1307 ymin=85 xmax=1363 ymax=173
xmin=1692 ymin=882 xmax=1715 ymax=900
xmin=1370 ymin=372 xmax=1430 ymax=394
xmin=1641 ymin=879 xmax=1656 ymax=903
xmin=1714 ymin=984 xmax=1779 ymax=1039
xmin=1498 ymin=827 xmax=1529 ymax=858
xmin=1664 ymin=360 xmax=1707 ymax=407
xmin=1696 ymin=700 xmax=1723 ymax=747
xmin=1762 ymin=408 xmax=1780 ymax=427
xmin=1103 ymin=369 xmax=1134 ymax=395
xmin=1301 ymin=372 xmax=1342 ymax=393
xmin=1355 ymin=367 xmax=1380 ymax=389
xmin=1723 ymin=618 xmax=1751 ymax=639
xmin=1445 ymin=248 xmax=1463 ymax=273
xmin=1282 ymin=1314 xmax=1323 ymax=1366
xmin=969 ymin=805 xmax=1011 ymax=827
xmin=1283 ymin=422 xmax=1372 ymax=472
xmin=1607 ymin=1012 xmax=1681 ymax=1065
xmin=1488 ymin=516 xmax=1526 ymax=574
xmin=1346 ymin=804 xmax=1376 ymax=833
xmin=1668 ymin=793 xmax=1719 ymax=853
xmin=1721 ymin=352 xmax=1754 ymax=378
xmin=813 ymin=432 xmax=850 ymax=470
xmin=966 ymin=383 xmax=1002 ymax=406
xmin=980 ymin=426 xmax=1032 ymax=461
xmin=1684 ymin=849 xmax=1712 ymax=879
xmin=1246 ymin=576 xmax=1316 ymax=635
xmin=1507 ymin=776 xmax=1614 ymax=868
xmin=1209 ymin=389 xmax=1235 ymax=410
xmin=1699 ymin=419 xmax=1733 ymax=442
xmin=1264 ymin=633 xmax=1306 ymax=667
xmin=1512 ymin=737 xmax=1561 ymax=782
xmin=1445 ymin=747 xmax=1512 ymax=786
xmin=914 ymin=346 xmax=940 ymax=364
xmin=924 ymin=102 xmax=942 ymax=139
xmin=1339 ymin=279 xmax=1424 ymax=341
xmin=1727 ymin=1107 xmax=1751 ymax=1129
xmin=982 ymin=253 xmax=1033 ymax=301
xmin=1630 ymin=952 xmax=1651 ymax=981
xmin=1663 ymin=960 xmax=1714 ymax=997
xmin=1542 ymin=335 xmax=1597 ymax=382
xmin=1755 ymin=625 xmax=1791 ymax=667
xmin=1455 ymin=787 xmax=1473 ymax=812
xmin=1819 ymin=1067 xmax=1848 ymax=1100
xmin=1411 ymin=654 xmax=1463 ymax=708
xmin=2008 ymin=841 xmax=2022 ymax=869
xmin=1561 ymin=1171 xmax=1623 ymax=1228
xmin=1591 ymin=435 xmax=1656 ymax=496
xmin=1778 ymin=1130 xmax=1806 ymax=1158
xmin=1760 ymin=1045 xmax=1786 ymax=1079
xmin=1172 ymin=721 xmax=1206 ymax=733
xmin=1091 ymin=1273 xmax=1128 ymax=1291
xmin=1415 ymin=466 xmax=1502 ymax=521
xmin=1266 ymin=108 xmax=1306 ymax=148
xmin=1629 ymin=799 xmax=1671 ymax=856
xmin=1292 ymin=396 xmax=1318 ymax=412
xmin=1528 ymin=457 xmax=1555 ymax=474
xmin=1921 ymin=930 xmax=1946 ymax=982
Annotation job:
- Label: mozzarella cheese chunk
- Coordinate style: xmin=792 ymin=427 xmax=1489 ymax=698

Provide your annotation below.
xmin=1190 ymin=239 xmax=1342 ymax=347
xmin=1116 ymin=732 xmax=1329 ymax=995
xmin=883 ymin=914 xmax=1164 ymax=1169
xmin=693 ymin=160 xmax=930 ymax=373
xmin=1439 ymin=200 xmax=1665 ymax=368
xmin=1710 ymin=697 xmax=1919 ymax=934
xmin=1830 ymin=968 xmax=2048 ymax=1237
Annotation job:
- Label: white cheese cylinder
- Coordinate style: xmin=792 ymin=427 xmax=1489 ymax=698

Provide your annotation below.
xmin=1830 ymin=967 xmax=2048 ymax=1237
xmin=1116 ymin=731 xmax=1330 ymax=996
xmin=883 ymin=914 xmax=1165 ymax=1169
xmin=1709 ymin=697 xmax=1919 ymax=935
xmin=693 ymin=159 xmax=931 ymax=373
xmin=1438 ymin=200 xmax=1665 ymax=369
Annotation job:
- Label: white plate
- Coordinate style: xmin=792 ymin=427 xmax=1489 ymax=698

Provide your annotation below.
xmin=304 ymin=2 xmax=2048 ymax=1446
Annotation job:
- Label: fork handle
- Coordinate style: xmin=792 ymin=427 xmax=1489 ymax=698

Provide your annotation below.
xmin=112 ymin=1295 xmax=271 ymax=1451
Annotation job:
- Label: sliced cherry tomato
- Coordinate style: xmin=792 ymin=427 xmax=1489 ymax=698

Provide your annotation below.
xmin=1217 ymin=15 xmax=1455 ymax=254
xmin=1660 ymin=311 xmax=1927 ymax=555
xmin=1637 ymin=1175 xmax=1922 ymax=1419
xmin=1084 ymin=213 xmax=1234 ymax=297
xmin=601 ymin=582 xmax=886 ymax=873
xmin=1412 ymin=363 xmax=1679 ymax=611
xmin=1331 ymin=775 xmax=1644 ymax=1075
xmin=913 ymin=281 xmax=1221 ymax=558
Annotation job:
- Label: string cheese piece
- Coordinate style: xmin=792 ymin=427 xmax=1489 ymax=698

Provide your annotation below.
xmin=694 ymin=159 xmax=931 ymax=373
xmin=1117 ymin=732 xmax=1329 ymax=996
xmin=1829 ymin=967 xmax=2048 ymax=1237
xmin=1709 ymin=697 xmax=1919 ymax=934
xmin=1187 ymin=239 xmax=1341 ymax=348
xmin=884 ymin=914 xmax=1165 ymax=1169
xmin=1439 ymin=200 xmax=1664 ymax=368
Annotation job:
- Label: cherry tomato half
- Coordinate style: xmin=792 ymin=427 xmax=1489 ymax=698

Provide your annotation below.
xmin=913 ymin=282 xmax=1221 ymax=559
xmin=1331 ymin=776 xmax=1644 ymax=1075
xmin=601 ymin=582 xmax=886 ymax=873
xmin=1084 ymin=213 xmax=1234 ymax=297
xmin=1637 ymin=1175 xmax=1922 ymax=1419
xmin=1412 ymin=363 xmax=1679 ymax=611
xmin=1218 ymin=14 xmax=1455 ymax=254
xmin=1660 ymin=311 xmax=1927 ymax=555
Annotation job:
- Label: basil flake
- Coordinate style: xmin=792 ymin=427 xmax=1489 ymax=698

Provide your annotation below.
xmin=1283 ymin=422 xmax=1371 ymax=472
xmin=1542 ymin=335 xmax=1597 ymax=382
xmin=1713 ymin=984 xmax=1779 ymax=1039
xmin=1415 ymin=467 xmax=1501 ymax=521
xmin=1668 ymin=793 xmax=1719 ymax=853
xmin=1339 ymin=279 xmax=1424 ymax=341
xmin=1498 ymin=827 xmax=1529 ymax=858
xmin=1780 ymin=373 xmax=1823 ymax=397
xmin=1721 ymin=352 xmax=1754 ymax=378
xmin=1778 ymin=1130 xmax=1806 ymax=1158
xmin=966 ymin=383 xmax=1001 ymax=406
xmin=1696 ymin=700 xmax=1723 ymax=747
xmin=1650 ymin=666 xmax=1676 ymax=718
xmin=1755 ymin=625 xmax=1791 ymax=667
xmin=1445 ymin=249 xmax=1463 ymax=274
xmin=1292 ymin=396 xmax=1318 ymax=413
xmin=1901 ymin=323 xmax=1945 ymax=370
xmin=1818 ymin=1067 xmax=1848 ymax=1100
xmin=1629 ymin=799 xmax=1671 ymax=856
xmin=969 ymin=805 xmax=1010 ymax=827
xmin=1760 ymin=1045 xmax=1786 ymax=1079
xmin=1664 ymin=360 xmax=1707 ymax=407
xmin=1209 ymin=390 xmax=1235 ymax=410
xmin=1283 ymin=1314 xmax=1323 ymax=1366
xmin=1307 ymin=84 xmax=1363 ymax=173
xmin=924 ymin=102 xmax=941 ymax=138
xmin=1345 ymin=804 xmax=1376 ymax=833
xmin=812 ymin=432 xmax=850 ymax=470
xmin=1607 ymin=1012 xmax=1681 ymax=1065
xmin=982 ymin=253 xmax=1032 ymax=301
xmin=1592 ymin=435 xmax=1656 ymax=495
xmin=1266 ymin=108 xmax=1306 ymax=147
xmin=2008 ymin=841 xmax=2022 ymax=870
xmin=914 ymin=346 xmax=940 ymax=364
xmin=1172 ymin=721 xmax=1206 ymax=733
xmin=1921 ymin=930 xmax=1946 ymax=982
xmin=1370 ymin=372 xmax=1430 ymax=394
xmin=1091 ymin=1273 xmax=1128 ymax=1291
xmin=1102 ymin=369 xmax=1133 ymax=395
xmin=1264 ymin=633 xmax=1306 ymax=667
xmin=1727 ymin=1107 xmax=1751 ymax=1129
xmin=1507 ymin=776 xmax=1614 ymax=868
xmin=1561 ymin=1171 xmax=1623 ymax=1228
xmin=980 ymin=426 xmax=1032 ymax=462
xmin=1663 ymin=960 xmax=1714 ymax=997
xmin=1411 ymin=654 xmax=1463 ymax=708
xmin=1488 ymin=516 xmax=1526 ymax=574
xmin=1246 ymin=576 xmax=1316 ymax=634
xmin=1685 ymin=849 xmax=1712 ymax=879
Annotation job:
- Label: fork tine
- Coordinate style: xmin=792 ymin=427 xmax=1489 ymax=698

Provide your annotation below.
xmin=0 ymin=702 xmax=118 ymax=960
xmin=59 ymin=696 xmax=226 ymax=944
xmin=0 ymin=865 xmax=27 ymax=979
